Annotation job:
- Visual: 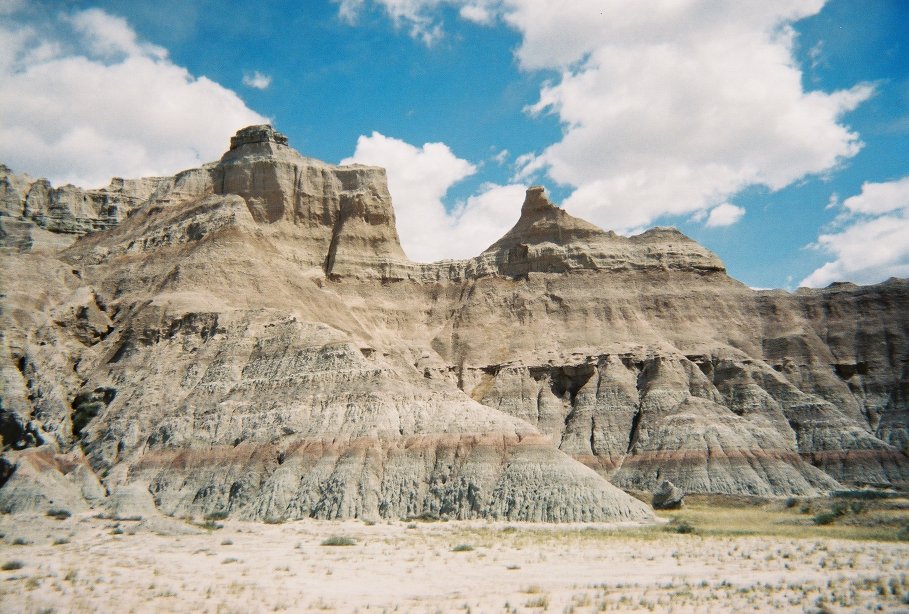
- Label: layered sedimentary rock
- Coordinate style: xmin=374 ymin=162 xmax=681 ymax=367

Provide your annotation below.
xmin=1 ymin=125 xmax=906 ymax=522
xmin=0 ymin=162 xmax=212 ymax=252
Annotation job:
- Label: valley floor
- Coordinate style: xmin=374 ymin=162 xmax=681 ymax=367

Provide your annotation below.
xmin=1 ymin=499 xmax=908 ymax=613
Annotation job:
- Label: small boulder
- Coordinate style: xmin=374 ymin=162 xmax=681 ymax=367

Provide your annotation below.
xmin=651 ymin=480 xmax=684 ymax=510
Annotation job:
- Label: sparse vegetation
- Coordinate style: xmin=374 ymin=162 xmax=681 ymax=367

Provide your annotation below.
xmin=263 ymin=517 xmax=286 ymax=525
xmin=2 ymin=560 xmax=24 ymax=571
xmin=667 ymin=519 xmax=695 ymax=534
xmin=4 ymin=498 xmax=909 ymax=612
xmin=832 ymin=489 xmax=898 ymax=500
xmin=47 ymin=508 xmax=71 ymax=520
xmin=320 ymin=535 xmax=356 ymax=547
xmin=205 ymin=511 xmax=228 ymax=521
xmin=652 ymin=493 xmax=909 ymax=542
xmin=524 ymin=595 xmax=549 ymax=609
xmin=405 ymin=512 xmax=441 ymax=523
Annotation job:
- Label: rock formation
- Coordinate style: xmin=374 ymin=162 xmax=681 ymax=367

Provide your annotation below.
xmin=651 ymin=480 xmax=684 ymax=510
xmin=1 ymin=125 xmax=906 ymax=522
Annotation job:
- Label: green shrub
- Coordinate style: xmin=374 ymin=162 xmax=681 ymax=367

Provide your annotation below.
xmin=830 ymin=502 xmax=848 ymax=517
xmin=666 ymin=520 xmax=695 ymax=534
xmin=452 ymin=543 xmax=474 ymax=552
xmin=813 ymin=512 xmax=838 ymax=526
xmin=320 ymin=535 xmax=356 ymax=547
xmin=2 ymin=560 xmax=24 ymax=571
xmin=47 ymin=508 xmax=71 ymax=520
xmin=832 ymin=490 xmax=895 ymax=500
xmin=897 ymin=525 xmax=909 ymax=542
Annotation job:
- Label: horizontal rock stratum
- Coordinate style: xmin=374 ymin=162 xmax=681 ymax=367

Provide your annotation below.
xmin=1 ymin=125 xmax=906 ymax=521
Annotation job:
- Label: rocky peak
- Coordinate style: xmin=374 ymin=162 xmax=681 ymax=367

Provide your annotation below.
xmin=229 ymin=124 xmax=289 ymax=150
xmin=521 ymin=185 xmax=555 ymax=214
xmin=484 ymin=186 xmax=606 ymax=255
xmin=471 ymin=186 xmax=727 ymax=277
xmin=219 ymin=125 xmax=301 ymax=169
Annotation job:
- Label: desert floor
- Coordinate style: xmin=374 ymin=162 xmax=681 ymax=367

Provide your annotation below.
xmin=2 ymin=500 xmax=908 ymax=613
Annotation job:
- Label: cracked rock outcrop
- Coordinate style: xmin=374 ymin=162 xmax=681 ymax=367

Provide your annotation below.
xmin=1 ymin=125 xmax=907 ymax=522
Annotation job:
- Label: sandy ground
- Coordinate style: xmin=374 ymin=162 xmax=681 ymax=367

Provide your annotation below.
xmin=1 ymin=512 xmax=908 ymax=613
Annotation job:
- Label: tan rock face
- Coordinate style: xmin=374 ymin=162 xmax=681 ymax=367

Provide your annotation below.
xmin=0 ymin=125 xmax=906 ymax=522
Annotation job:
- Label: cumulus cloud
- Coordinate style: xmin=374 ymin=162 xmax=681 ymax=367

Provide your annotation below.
xmin=343 ymin=132 xmax=525 ymax=261
xmin=510 ymin=1 xmax=871 ymax=231
xmin=705 ymin=203 xmax=746 ymax=228
xmin=801 ymin=177 xmax=909 ymax=287
xmin=242 ymin=71 xmax=272 ymax=90
xmin=459 ymin=4 xmax=494 ymax=24
xmin=0 ymin=8 xmax=266 ymax=187
xmin=840 ymin=176 xmax=909 ymax=215
xmin=338 ymin=1 xmax=872 ymax=233
xmin=66 ymin=8 xmax=167 ymax=60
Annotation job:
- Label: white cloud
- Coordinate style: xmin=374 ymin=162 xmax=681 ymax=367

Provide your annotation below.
xmin=66 ymin=8 xmax=167 ymax=60
xmin=336 ymin=0 xmax=448 ymax=44
xmin=491 ymin=148 xmax=509 ymax=165
xmin=510 ymin=1 xmax=870 ymax=231
xmin=339 ymin=1 xmax=871 ymax=234
xmin=705 ymin=203 xmax=745 ymax=228
xmin=242 ymin=71 xmax=272 ymax=90
xmin=343 ymin=132 xmax=524 ymax=261
xmin=801 ymin=176 xmax=909 ymax=287
xmin=0 ymin=8 xmax=266 ymax=187
xmin=841 ymin=176 xmax=909 ymax=215
xmin=335 ymin=0 xmax=365 ymax=23
xmin=460 ymin=4 xmax=494 ymax=24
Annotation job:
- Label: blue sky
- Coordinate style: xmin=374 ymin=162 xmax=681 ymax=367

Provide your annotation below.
xmin=1 ymin=0 xmax=907 ymax=288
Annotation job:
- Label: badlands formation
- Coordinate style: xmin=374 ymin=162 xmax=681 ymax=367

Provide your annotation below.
xmin=0 ymin=125 xmax=907 ymax=523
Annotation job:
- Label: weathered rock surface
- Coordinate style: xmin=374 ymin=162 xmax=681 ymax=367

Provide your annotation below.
xmin=1 ymin=125 xmax=906 ymax=522
xmin=651 ymin=480 xmax=684 ymax=510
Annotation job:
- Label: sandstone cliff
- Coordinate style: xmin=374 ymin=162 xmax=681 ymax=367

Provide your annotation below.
xmin=1 ymin=125 xmax=906 ymax=521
